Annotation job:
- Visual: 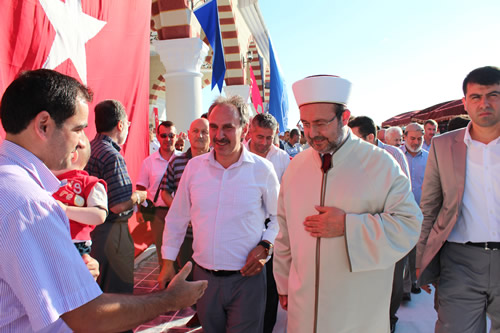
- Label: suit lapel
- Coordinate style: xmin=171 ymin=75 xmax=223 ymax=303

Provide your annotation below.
xmin=451 ymin=130 xmax=467 ymax=206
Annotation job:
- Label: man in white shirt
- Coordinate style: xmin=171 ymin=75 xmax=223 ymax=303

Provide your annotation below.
xmin=246 ymin=113 xmax=290 ymax=182
xmin=417 ymin=66 xmax=500 ymax=333
xmin=136 ymin=121 xmax=180 ymax=264
xmin=245 ymin=113 xmax=290 ymax=333
xmin=158 ymin=95 xmax=280 ymax=333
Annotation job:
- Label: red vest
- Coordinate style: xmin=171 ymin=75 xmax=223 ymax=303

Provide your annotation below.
xmin=53 ymin=170 xmax=107 ymax=240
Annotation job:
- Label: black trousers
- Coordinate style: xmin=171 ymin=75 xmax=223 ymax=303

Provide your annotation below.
xmin=263 ymin=255 xmax=279 ymax=333
xmin=90 ymin=221 xmax=134 ymax=294
xmin=389 ymin=255 xmax=407 ymax=326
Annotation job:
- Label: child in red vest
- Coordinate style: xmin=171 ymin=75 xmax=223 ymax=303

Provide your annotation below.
xmin=52 ymin=136 xmax=108 ymax=255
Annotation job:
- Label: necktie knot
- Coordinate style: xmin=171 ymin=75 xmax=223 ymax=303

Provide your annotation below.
xmin=321 ymin=153 xmax=332 ymax=173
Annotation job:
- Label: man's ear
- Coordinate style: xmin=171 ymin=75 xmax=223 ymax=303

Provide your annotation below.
xmin=117 ymin=119 xmax=124 ymax=132
xmin=367 ymin=133 xmax=375 ymax=144
xmin=342 ymin=109 xmax=351 ymax=125
xmin=33 ymin=111 xmax=52 ymax=140
xmin=241 ymin=123 xmax=249 ymax=141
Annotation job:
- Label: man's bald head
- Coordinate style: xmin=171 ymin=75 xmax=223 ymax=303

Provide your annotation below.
xmin=188 ymin=117 xmax=210 ymax=151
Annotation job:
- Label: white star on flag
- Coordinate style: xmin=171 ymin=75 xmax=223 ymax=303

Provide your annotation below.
xmin=39 ymin=0 xmax=106 ymax=84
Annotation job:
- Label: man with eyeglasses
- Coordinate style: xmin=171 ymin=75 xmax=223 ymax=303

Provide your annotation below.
xmin=273 ymin=75 xmax=422 ymax=333
xmin=136 ymin=121 xmax=181 ymax=265
xmin=86 ymin=100 xmax=147 ymax=300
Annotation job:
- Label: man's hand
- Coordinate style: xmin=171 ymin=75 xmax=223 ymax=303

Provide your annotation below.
xmin=158 ymin=260 xmax=176 ymax=289
xmin=303 ymin=205 xmax=346 ymax=238
xmin=82 ymin=254 xmax=99 ymax=280
xmin=56 ymin=200 xmax=67 ymax=212
xmin=135 ymin=190 xmax=147 ymax=204
xmin=136 ymin=211 xmax=145 ymax=224
xmin=279 ymin=295 xmax=288 ymax=310
xmin=166 ymin=262 xmax=208 ymax=309
xmin=416 ymin=268 xmax=433 ymax=294
xmin=240 ymin=245 xmax=267 ymax=277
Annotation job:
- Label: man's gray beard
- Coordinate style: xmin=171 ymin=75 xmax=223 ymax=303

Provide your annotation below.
xmin=308 ymin=125 xmax=347 ymax=154
xmin=406 ymin=143 xmax=422 ymax=153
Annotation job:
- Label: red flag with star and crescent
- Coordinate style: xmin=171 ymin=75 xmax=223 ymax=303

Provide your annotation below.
xmin=0 ymin=0 xmax=153 ymax=255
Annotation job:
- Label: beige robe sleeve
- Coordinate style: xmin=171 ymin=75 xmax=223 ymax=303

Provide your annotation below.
xmin=345 ymin=171 xmax=423 ymax=273
xmin=273 ymin=179 xmax=292 ymax=296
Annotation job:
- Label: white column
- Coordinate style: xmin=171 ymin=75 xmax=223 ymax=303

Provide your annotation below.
xmin=153 ymin=38 xmax=209 ymax=133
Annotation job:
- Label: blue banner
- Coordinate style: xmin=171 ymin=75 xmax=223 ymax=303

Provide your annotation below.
xmin=268 ymin=38 xmax=289 ymax=131
xmin=194 ymin=0 xmax=226 ymax=92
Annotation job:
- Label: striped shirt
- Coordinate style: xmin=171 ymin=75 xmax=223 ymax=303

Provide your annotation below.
xmin=377 ymin=139 xmax=410 ymax=179
xmin=159 ymin=148 xmax=193 ymax=195
xmin=0 ymin=140 xmax=102 ymax=332
xmin=86 ymin=134 xmax=132 ymax=222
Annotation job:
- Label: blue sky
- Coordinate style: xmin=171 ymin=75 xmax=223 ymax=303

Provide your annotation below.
xmin=204 ymin=0 xmax=500 ymax=128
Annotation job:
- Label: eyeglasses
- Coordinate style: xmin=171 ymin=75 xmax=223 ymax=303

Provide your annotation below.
xmin=300 ymin=114 xmax=337 ymax=131
xmin=122 ymin=120 xmax=131 ymax=127
xmin=159 ymin=133 xmax=176 ymax=139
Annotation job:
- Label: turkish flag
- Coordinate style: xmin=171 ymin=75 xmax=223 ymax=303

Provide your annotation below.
xmin=249 ymin=65 xmax=263 ymax=113
xmin=0 ymin=0 xmax=153 ymax=256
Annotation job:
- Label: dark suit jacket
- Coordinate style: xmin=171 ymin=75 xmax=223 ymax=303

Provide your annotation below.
xmin=416 ymin=128 xmax=467 ymax=285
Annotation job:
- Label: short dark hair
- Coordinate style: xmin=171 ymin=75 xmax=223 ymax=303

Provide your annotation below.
xmin=157 ymin=120 xmax=175 ymax=134
xmin=348 ymin=116 xmax=376 ymax=138
xmin=447 ymin=114 xmax=470 ymax=132
xmin=290 ymin=128 xmax=300 ymax=138
xmin=94 ymin=100 xmax=127 ymax=133
xmin=424 ymin=119 xmax=438 ymax=127
xmin=462 ymin=66 xmax=500 ymax=95
xmin=0 ymin=69 xmax=92 ymax=134
xmin=251 ymin=113 xmax=278 ymax=133
xmin=208 ymin=95 xmax=249 ymax=126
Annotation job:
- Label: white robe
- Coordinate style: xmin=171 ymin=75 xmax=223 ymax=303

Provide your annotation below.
xmin=273 ymin=134 xmax=422 ymax=333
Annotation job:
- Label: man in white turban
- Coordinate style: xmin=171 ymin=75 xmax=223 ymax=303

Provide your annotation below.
xmin=273 ymin=75 xmax=422 ymax=333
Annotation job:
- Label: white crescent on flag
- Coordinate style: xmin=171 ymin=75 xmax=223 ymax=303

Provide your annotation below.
xmin=39 ymin=0 xmax=106 ymax=84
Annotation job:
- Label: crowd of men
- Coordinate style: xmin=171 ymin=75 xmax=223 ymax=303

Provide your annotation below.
xmin=0 ymin=65 xmax=498 ymax=333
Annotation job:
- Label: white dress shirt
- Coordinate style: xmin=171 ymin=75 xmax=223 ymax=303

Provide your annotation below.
xmin=136 ymin=150 xmax=180 ymax=207
xmin=448 ymin=124 xmax=500 ymax=243
xmin=245 ymin=140 xmax=291 ymax=183
xmin=162 ymin=146 xmax=280 ymax=270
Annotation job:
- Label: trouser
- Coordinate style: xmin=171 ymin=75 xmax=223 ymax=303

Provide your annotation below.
xmin=390 ymin=255 xmax=407 ymax=326
xmin=263 ymin=254 xmax=279 ymax=333
xmin=403 ymin=246 xmax=417 ymax=292
xmin=90 ymin=221 xmax=134 ymax=294
xmin=151 ymin=207 xmax=168 ymax=265
xmin=194 ymin=263 xmax=266 ymax=333
xmin=436 ymin=242 xmax=500 ymax=333
xmin=175 ymin=225 xmax=194 ymax=281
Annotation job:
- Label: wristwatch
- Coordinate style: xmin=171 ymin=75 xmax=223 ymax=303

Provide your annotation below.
xmin=258 ymin=240 xmax=274 ymax=256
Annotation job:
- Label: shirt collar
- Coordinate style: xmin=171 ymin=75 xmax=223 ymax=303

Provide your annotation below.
xmin=0 ymin=140 xmax=62 ymax=194
xmin=95 ymin=133 xmax=121 ymax=151
xmin=245 ymin=139 xmax=279 ymax=158
xmin=463 ymin=122 xmax=500 ymax=147
xmin=207 ymin=144 xmax=255 ymax=169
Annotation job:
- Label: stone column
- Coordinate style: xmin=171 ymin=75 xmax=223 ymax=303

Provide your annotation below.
xmin=153 ymin=38 xmax=209 ymax=132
